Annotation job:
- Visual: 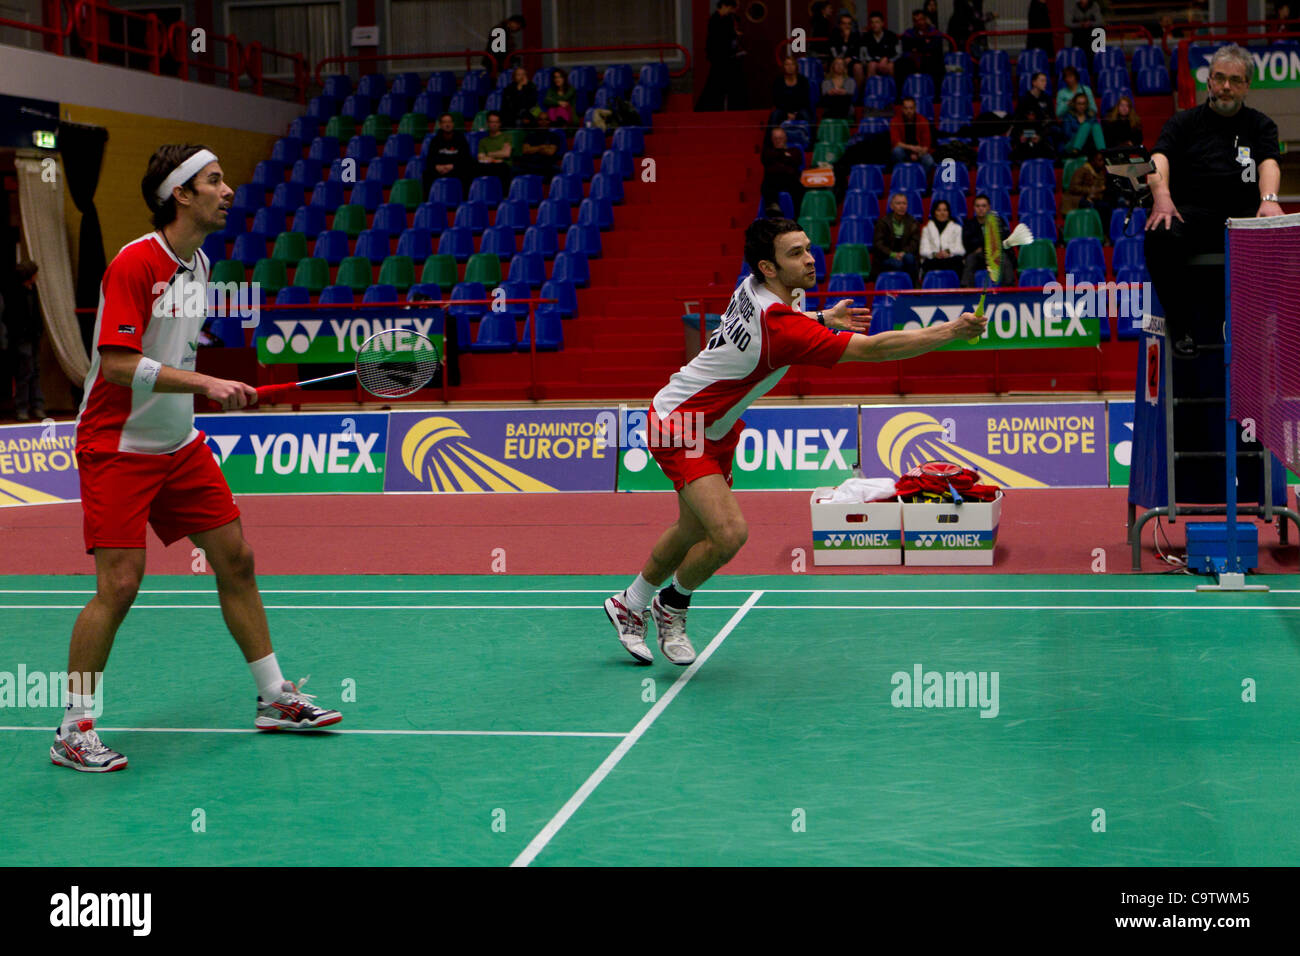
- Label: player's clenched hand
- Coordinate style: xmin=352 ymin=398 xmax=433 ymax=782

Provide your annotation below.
xmin=826 ymin=298 xmax=871 ymax=332
xmin=951 ymin=311 xmax=987 ymax=341
xmin=204 ymin=377 xmax=258 ymax=410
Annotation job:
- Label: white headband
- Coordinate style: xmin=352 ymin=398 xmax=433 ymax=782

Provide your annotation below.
xmin=155 ymin=149 xmax=219 ymax=202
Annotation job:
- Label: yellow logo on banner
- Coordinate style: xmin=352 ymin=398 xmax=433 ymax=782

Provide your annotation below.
xmin=401 ymin=416 xmax=557 ymax=492
xmin=876 ymin=412 xmax=1046 ymax=488
xmin=0 ymin=477 xmax=65 ymax=506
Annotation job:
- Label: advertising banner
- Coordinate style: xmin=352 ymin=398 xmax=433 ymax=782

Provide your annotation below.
xmin=858 ymin=402 xmax=1108 ymax=488
xmin=385 ymin=408 xmax=617 ymax=492
xmin=1190 ymin=42 xmax=1300 ymax=92
xmin=1108 ymin=401 xmax=1135 ymax=488
xmin=196 ymin=413 xmax=389 ymax=494
xmin=617 ymin=405 xmax=859 ymax=491
xmin=0 ymin=421 xmax=79 ymax=506
xmin=255 ymin=307 xmax=445 ymax=365
xmin=891 ymin=291 xmax=1109 ymax=349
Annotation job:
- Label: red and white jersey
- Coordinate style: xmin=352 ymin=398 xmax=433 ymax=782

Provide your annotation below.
xmin=76 ymin=232 xmax=210 ymax=455
xmin=653 ymin=276 xmax=850 ymax=440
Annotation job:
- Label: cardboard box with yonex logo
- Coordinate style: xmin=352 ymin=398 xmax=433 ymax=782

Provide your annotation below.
xmin=901 ymin=491 xmax=1003 ymax=566
xmin=809 ymin=488 xmax=903 ymax=565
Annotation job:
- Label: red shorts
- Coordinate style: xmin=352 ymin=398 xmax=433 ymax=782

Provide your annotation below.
xmin=647 ymin=411 xmax=743 ymax=492
xmin=78 ymin=432 xmax=240 ymax=553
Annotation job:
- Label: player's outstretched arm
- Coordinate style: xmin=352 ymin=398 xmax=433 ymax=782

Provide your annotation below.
xmin=837 ymin=311 xmax=987 ymax=363
xmin=99 ymin=346 xmax=259 ymax=409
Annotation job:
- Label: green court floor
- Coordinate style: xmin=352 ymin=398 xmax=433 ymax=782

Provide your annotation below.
xmin=1 ymin=574 xmax=1296 ymax=866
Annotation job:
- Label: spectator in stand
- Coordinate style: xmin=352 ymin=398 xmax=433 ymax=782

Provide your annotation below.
xmin=899 ymin=8 xmax=946 ymax=92
xmin=809 ymin=1 xmax=835 ymax=58
xmin=482 ymin=14 xmax=525 ymax=73
xmin=891 ymin=95 xmax=935 ymax=172
xmin=771 ymin=55 xmax=815 ymax=127
xmin=922 ymin=0 xmax=940 ymax=29
xmin=821 ymin=57 xmax=857 ymax=119
xmin=1063 ymin=148 xmax=1112 ymax=228
xmin=1027 ymin=0 xmax=1055 ymax=55
xmin=698 ymin=0 xmax=748 ymax=111
xmin=1011 ymin=71 xmax=1057 ymax=160
xmin=760 ymin=126 xmax=806 ymax=213
xmin=1062 ymin=90 xmax=1105 ymax=156
xmin=961 ymin=193 xmax=1016 ymax=287
xmin=1102 ymin=94 xmax=1143 ymax=148
xmin=422 ymin=112 xmax=474 ymax=199
xmin=948 ymin=0 xmax=996 ymax=58
xmin=1275 ymin=2 xmax=1300 ymax=34
xmin=828 ymin=13 xmax=867 ymax=90
xmin=919 ymin=199 xmax=965 ymax=278
xmin=500 ymin=65 xmax=538 ymax=128
xmin=515 ymin=112 xmax=562 ymax=180
xmin=862 ymin=10 xmax=899 ymax=79
xmin=1068 ymin=0 xmax=1103 ymax=71
xmin=543 ymin=68 xmax=578 ymax=127
xmin=873 ymin=191 xmax=921 ymax=283
xmin=476 ymin=111 xmax=514 ymax=189
xmin=4 ymin=260 xmax=44 ymax=421
xmin=1054 ymin=65 xmax=1096 ymax=117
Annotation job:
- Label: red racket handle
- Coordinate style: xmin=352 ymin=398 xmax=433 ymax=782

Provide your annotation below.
xmin=255 ymin=382 xmax=302 ymax=403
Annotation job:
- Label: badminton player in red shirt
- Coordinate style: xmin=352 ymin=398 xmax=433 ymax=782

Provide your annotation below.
xmin=604 ymin=217 xmax=986 ymax=665
xmin=52 ymin=145 xmax=341 ymax=773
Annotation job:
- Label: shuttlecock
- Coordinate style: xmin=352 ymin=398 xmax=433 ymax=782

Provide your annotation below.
xmin=1002 ymin=223 xmax=1034 ymax=248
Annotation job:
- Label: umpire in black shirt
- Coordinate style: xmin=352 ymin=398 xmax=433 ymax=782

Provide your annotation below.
xmin=1145 ymin=44 xmax=1285 ymax=351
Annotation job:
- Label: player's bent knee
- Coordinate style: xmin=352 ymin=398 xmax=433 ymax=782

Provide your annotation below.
xmin=712 ymin=521 xmax=749 ymax=560
xmin=101 ymin=575 xmax=140 ymax=614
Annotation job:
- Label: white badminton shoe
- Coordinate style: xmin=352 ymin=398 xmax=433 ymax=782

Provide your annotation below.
xmin=650 ymin=595 xmax=697 ymax=666
xmin=255 ymin=677 xmax=342 ymax=730
xmin=605 ymin=592 xmax=653 ymax=663
xmin=51 ymin=719 xmax=128 ymax=773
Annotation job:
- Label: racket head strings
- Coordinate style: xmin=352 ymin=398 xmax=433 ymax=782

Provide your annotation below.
xmin=355 ymin=329 xmax=441 ymax=398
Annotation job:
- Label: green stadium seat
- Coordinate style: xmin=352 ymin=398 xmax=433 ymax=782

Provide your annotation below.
xmin=398 ymin=113 xmax=429 ymax=137
xmin=292 ymin=257 xmax=330 ymax=293
xmin=336 ymin=255 xmax=374 ymax=293
xmin=464 ymin=252 xmax=502 ymax=286
xmin=1017 ymin=239 xmax=1059 ymax=271
xmin=831 ymin=243 xmax=871 ymax=277
xmin=812 ymin=142 xmax=840 ymax=166
xmin=816 ymin=118 xmax=849 ymax=146
xmin=1063 ymin=208 xmax=1105 ymax=242
xmin=271 ymin=231 xmax=308 ymax=264
xmin=799 ymin=189 xmax=837 ymax=223
xmin=471 ymin=110 xmax=489 ymax=131
xmin=332 ymin=204 xmax=368 ymax=238
xmin=799 ymin=217 xmax=832 ymax=247
xmin=251 ymin=258 xmax=287 ymax=294
xmin=421 ymin=253 xmax=459 ymax=288
xmin=389 ymin=178 xmax=425 ymax=210
xmin=377 ymin=254 xmax=416 ymax=291
xmin=1062 ymin=157 xmax=1087 ymax=192
xmin=361 ymin=113 xmax=392 ymax=141
xmin=324 ymin=115 xmax=355 ymax=141
xmin=210 ymin=259 xmax=245 ymax=284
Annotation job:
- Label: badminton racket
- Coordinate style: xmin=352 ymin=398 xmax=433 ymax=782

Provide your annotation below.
xmin=968 ymin=221 xmax=1034 ymax=343
xmin=256 ymin=328 xmax=441 ymax=404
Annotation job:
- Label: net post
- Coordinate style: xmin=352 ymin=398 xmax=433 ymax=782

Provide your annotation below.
xmin=1224 ymin=219 xmax=1238 ymax=576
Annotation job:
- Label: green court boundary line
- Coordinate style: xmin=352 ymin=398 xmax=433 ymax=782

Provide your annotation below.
xmin=510 ymin=590 xmax=766 ymax=868
xmin=0 ymin=726 xmax=625 ymax=738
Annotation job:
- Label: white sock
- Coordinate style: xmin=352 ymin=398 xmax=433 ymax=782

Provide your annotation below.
xmin=250 ymin=652 xmax=286 ymax=701
xmin=670 ymin=573 xmax=694 ymax=596
xmin=62 ymin=693 xmax=94 ymax=732
xmin=623 ymin=574 xmax=660 ymax=612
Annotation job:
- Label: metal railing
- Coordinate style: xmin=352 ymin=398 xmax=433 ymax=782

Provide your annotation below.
xmin=966 ymin=24 xmax=1154 ymax=56
xmin=512 ymin=43 xmax=690 ymax=76
xmin=314 ymin=50 xmax=497 ymax=86
xmin=1161 ymin=19 xmax=1297 ymax=54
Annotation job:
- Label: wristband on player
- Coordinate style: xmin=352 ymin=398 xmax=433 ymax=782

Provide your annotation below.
xmin=1261 ymin=193 xmax=1279 ymax=203
xmin=131 ymin=357 xmax=163 ymax=393
xmin=816 ymin=310 xmax=826 ymax=326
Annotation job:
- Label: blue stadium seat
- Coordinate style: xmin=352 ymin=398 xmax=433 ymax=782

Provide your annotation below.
xmin=377 ymin=93 xmax=408 ymax=121
xmin=1113 ymin=235 xmax=1145 ymax=271
xmin=843 ymin=191 xmax=879 ymax=221
xmin=372 ymin=202 xmax=407 ymax=236
xmin=290 ymin=159 xmax=323 ymax=188
xmin=250 ymin=207 xmax=287 ymax=240
xmin=271 ymin=138 xmax=302 ymax=164
xmin=430 ymin=178 xmax=463 ymax=207
xmin=809 ymin=244 xmax=826 ymax=283
xmin=201 ymin=234 xmax=227 ymax=264
xmin=412 ymin=91 xmax=444 ymax=117
xmin=480 ymin=223 xmax=517 ymax=260
xmin=975 ymin=163 xmax=1013 ymax=194
xmin=495 ymin=279 xmax=531 ymax=317
xmin=450 ymin=282 xmax=487 ymax=326
xmin=412 ymin=201 xmax=448 ymax=234
xmin=468 ymin=176 xmax=504 ymax=206
xmin=901 ymin=73 xmax=935 ymax=103
xmin=600 ymin=148 xmax=634 ymax=180
xmin=508 ymin=251 xmax=546 ymax=287
xmin=798 ymin=56 xmax=824 ymax=88
xmin=407 ymin=283 xmax=443 ymax=307
xmin=305 ymin=95 xmax=337 ymax=123
xmin=985 ymin=189 xmax=1012 ymax=223
xmin=356 ymin=72 xmax=387 ymax=100
xmin=536 ymin=197 xmax=573 ymax=230
xmin=308 ymin=136 xmax=340 ymax=164
xmin=437 ymin=226 xmax=474 ymax=261
xmin=1018 ymin=267 xmax=1057 ymax=288
xmin=495 ymin=197 xmax=531 ymax=232
xmin=340 ymin=95 xmax=373 ymax=123
xmin=522 ymin=225 xmax=559 ymax=258
xmin=1097 ymin=67 xmax=1128 ymax=94
xmin=453 ymin=200 xmax=490 ymax=233
xmin=827 ymin=273 xmax=868 ymax=307
xmin=564 ymin=224 xmax=601 ymax=258
xmin=921 ymin=269 xmax=960 ymax=290
xmin=848 ymin=164 xmax=886 ymax=195
xmin=275 ymin=285 xmax=311 ymax=306
xmin=348 ymin=180 xmax=384 ymax=212
xmin=611 ymin=126 xmax=644 ymax=155
xmin=1100 ymin=88 xmax=1133 ymax=114
xmin=548 ymin=173 xmax=585 ymax=205
xmin=383 ymin=132 xmax=415 ymax=163
xmin=890 ymin=162 xmax=928 ymax=193
xmin=836 ymin=217 xmax=873 ymax=246
xmin=507 ymin=174 xmax=544 ymax=206
xmin=1064 ymin=237 xmax=1105 ymax=275
xmin=577 ymin=197 xmax=614 ymax=231
xmin=552 ymin=250 xmax=589 ymax=287
xmin=979 ymin=89 xmax=1012 ymax=113
xmin=1017 ymin=48 xmax=1049 ymax=82
xmin=363 ymin=283 xmax=399 ymax=304
xmin=1022 ymin=212 xmax=1057 ymax=243
xmin=308 ymin=180 xmax=343 ymax=211
xmin=1018 ymin=187 xmax=1056 ymax=215
xmin=345 ymin=134 xmax=378 ymax=164
xmin=874 ymin=271 xmax=913 ymax=291
xmin=391 ymin=71 xmax=422 ymax=100
xmin=979 ymin=49 xmax=1010 ymax=81
xmin=290 ymin=205 xmax=325 ymax=239
xmin=1018 ymin=158 xmax=1055 ymax=192
xmin=540 ymin=278 xmax=577 ymax=318
xmin=518 ymin=306 xmax=564 ymax=351
xmin=354 ymin=229 xmax=391 ymax=264
xmin=312 ymin=229 xmax=349 ymax=265
xmin=230 ymin=234 xmax=267 ymax=267
xmin=589 ymin=172 xmax=623 ymax=204
xmin=395 ymin=227 xmax=433 ymax=261
xmin=758 ymin=191 xmax=795 ymax=220
xmin=1110 ymin=206 xmax=1147 ymax=241
xmin=1095 ymin=47 xmax=1125 ymax=74
xmin=365 ymin=156 xmax=400 ymax=187
xmin=941 ymin=73 xmax=973 ymax=99
xmin=1054 ymin=48 xmax=1088 ymax=80
xmin=289 ymin=116 xmax=318 ymax=141
xmin=899 ymin=189 xmax=924 ymax=218
xmin=977 ymin=138 xmax=1010 ymax=164
xmin=560 ymin=150 xmax=595 ymax=180
xmin=317 ymin=284 xmax=353 ymax=305
xmin=472 ymin=313 xmax=518 ymax=352
xmin=573 ymin=127 xmax=605 ymax=158
xmin=426 ymin=71 xmax=457 ymax=100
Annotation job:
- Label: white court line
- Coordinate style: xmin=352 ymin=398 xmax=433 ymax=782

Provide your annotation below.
xmin=753 ymin=604 xmax=1300 ymax=611
xmin=511 ymin=589 xmax=765 ymax=869
xmin=0 ymin=604 xmax=721 ymax=611
xmin=0 ymin=603 xmax=1295 ymax=612
xmin=3 ymin=587 xmax=1298 ymax=596
xmin=0 ymin=725 xmax=624 ymax=738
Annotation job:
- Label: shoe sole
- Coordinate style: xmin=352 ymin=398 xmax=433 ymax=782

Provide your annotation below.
xmin=255 ymin=712 xmax=343 ymax=731
xmin=50 ymin=750 xmax=128 ymax=772
xmin=605 ymin=599 xmax=652 ymax=664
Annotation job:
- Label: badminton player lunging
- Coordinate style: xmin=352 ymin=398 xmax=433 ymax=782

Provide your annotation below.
xmin=53 ymin=144 xmax=341 ymax=773
xmin=605 ymin=217 xmax=986 ymax=664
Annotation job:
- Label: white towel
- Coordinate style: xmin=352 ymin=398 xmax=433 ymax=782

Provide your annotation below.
xmin=823 ymin=477 xmax=897 ymax=503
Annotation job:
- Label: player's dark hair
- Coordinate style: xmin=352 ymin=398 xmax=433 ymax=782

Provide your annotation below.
xmin=869 ymin=10 xmax=885 ymax=20
xmin=487 ymin=110 xmax=502 ymax=122
xmin=974 ymin=192 xmax=991 ymax=204
xmin=142 ymin=144 xmax=209 ymax=229
xmin=744 ymin=217 xmax=803 ymax=281
xmin=437 ymin=112 xmax=456 ymax=125
xmin=902 ymin=95 xmax=916 ymax=105
xmin=507 ymin=14 xmax=525 ymax=27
